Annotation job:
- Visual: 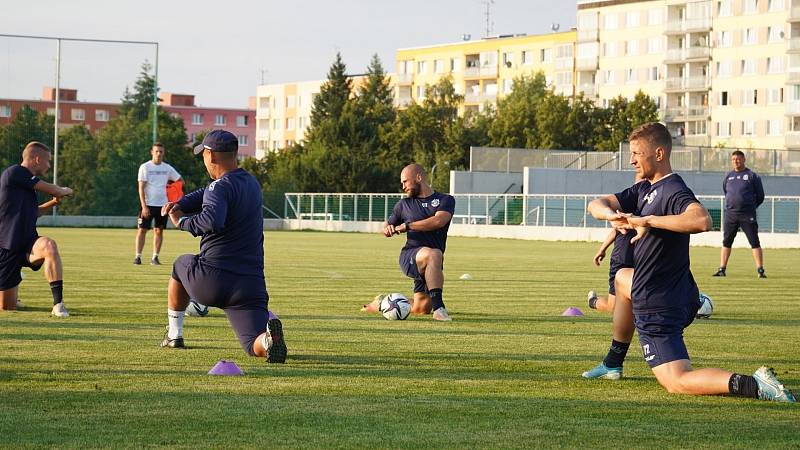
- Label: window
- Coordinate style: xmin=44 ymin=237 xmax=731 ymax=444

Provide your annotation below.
xmin=272 ymin=118 xmax=279 ymax=130
xmin=71 ymin=108 xmax=85 ymax=121
xmin=604 ymin=13 xmax=618 ymax=30
xmin=648 ymin=9 xmax=663 ymax=25
xmin=743 ymin=120 xmax=756 ymax=136
xmin=741 ymin=59 xmax=756 ymax=75
xmin=767 ymin=87 xmax=783 ymax=104
xmin=416 ymin=60 xmax=427 ymax=74
xmin=0 ymin=105 xmax=11 ymax=117
xmin=626 ymin=68 xmax=636 ymax=83
xmin=605 ymin=70 xmax=616 ymax=84
xmin=626 ymin=11 xmax=640 ymax=27
xmin=719 ymin=91 xmax=729 ymax=106
xmin=768 ymin=118 xmax=782 ymax=135
xmin=502 ymin=52 xmax=513 ymax=67
xmin=648 ymin=37 xmax=662 ymax=54
xmin=768 ymin=56 xmax=784 ymax=73
xmin=743 ymin=89 xmax=757 ymax=105
xmin=717 ymin=60 xmax=732 ymax=77
xmin=768 ymin=26 xmax=783 ymax=43
xmin=744 ymin=0 xmax=758 ymax=14
xmin=450 ymin=58 xmax=460 ymax=72
xmin=416 ymin=85 xmax=426 ymax=99
xmin=604 ymin=42 xmax=617 ymax=57
xmin=540 ymin=48 xmax=552 ymax=63
xmin=236 ymin=115 xmax=248 ymax=127
xmin=286 ymin=118 xmax=294 ymax=130
xmin=299 ymin=117 xmax=306 ymax=129
xmin=297 ymin=96 xmax=303 ymax=109
xmin=522 ymin=50 xmax=532 ymax=65
xmin=215 ymin=114 xmax=226 ymax=126
xmin=717 ymin=0 xmax=732 ymax=17
xmin=271 ymin=140 xmax=278 ymax=150
xmin=718 ymin=31 xmax=732 ymax=47
xmin=648 ymin=66 xmax=659 ymax=81
xmin=95 ymin=109 xmax=109 ymax=121
xmin=717 ymin=121 xmax=731 ymax=137
xmin=626 ymin=40 xmax=639 ymax=56
xmin=237 ymin=135 xmax=248 ymax=146
xmin=434 ymin=59 xmax=445 ymax=74
xmin=192 ymin=113 xmax=203 ymax=125
xmin=503 ymin=79 xmax=513 ymax=94
xmin=744 ymin=28 xmax=757 ymax=45
xmin=769 ymin=0 xmax=784 ymax=12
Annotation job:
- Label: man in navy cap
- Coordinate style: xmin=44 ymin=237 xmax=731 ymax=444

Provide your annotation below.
xmin=713 ymin=150 xmax=766 ymax=278
xmin=159 ymin=130 xmax=286 ymax=362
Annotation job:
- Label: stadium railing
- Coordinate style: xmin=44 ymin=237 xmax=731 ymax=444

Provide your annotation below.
xmin=284 ymin=193 xmax=800 ymax=234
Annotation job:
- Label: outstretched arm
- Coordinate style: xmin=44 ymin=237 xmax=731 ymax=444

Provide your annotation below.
xmin=626 ymin=202 xmax=712 ymax=243
xmin=33 ymin=180 xmax=72 ymax=198
xmin=594 ymin=229 xmax=617 ymax=266
xmin=404 ymin=211 xmax=452 ymax=232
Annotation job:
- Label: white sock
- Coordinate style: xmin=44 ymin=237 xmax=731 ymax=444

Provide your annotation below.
xmin=152 ymin=253 xmax=159 ymax=258
xmin=168 ymin=309 xmax=185 ymax=339
xmin=260 ymin=333 xmax=272 ymax=352
xmin=136 ymin=253 xmax=142 ymax=258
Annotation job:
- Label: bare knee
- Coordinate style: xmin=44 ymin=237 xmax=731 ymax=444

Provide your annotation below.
xmin=40 ymin=238 xmax=59 ymax=258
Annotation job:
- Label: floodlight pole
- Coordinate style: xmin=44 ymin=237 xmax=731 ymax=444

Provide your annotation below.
xmin=53 ymin=39 xmax=61 ymax=216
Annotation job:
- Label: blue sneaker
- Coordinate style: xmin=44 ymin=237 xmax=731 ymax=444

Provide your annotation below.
xmin=582 ymin=362 xmax=622 ymax=380
xmin=754 ymin=367 xmax=796 ymax=402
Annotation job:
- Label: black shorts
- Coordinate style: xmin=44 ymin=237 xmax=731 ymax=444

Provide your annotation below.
xmin=722 ymin=211 xmax=760 ymax=248
xmin=608 ymin=260 xmax=633 ymax=296
xmin=635 ymin=302 xmax=699 ymax=368
xmin=0 ymin=239 xmax=43 ymax=291
xmin=399 ymin=247 xmax=430 ymax=294
xmin=138 ymin=205 xmax=168 ymax=229
xmin=172 ymin=254 xmax=269 ymax=355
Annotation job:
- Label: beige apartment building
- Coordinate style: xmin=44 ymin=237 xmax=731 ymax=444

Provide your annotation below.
xmin=577 ymin=0 xmax=800 ymax=149
xmin=395 ymin=31 xmax=577 ymax=114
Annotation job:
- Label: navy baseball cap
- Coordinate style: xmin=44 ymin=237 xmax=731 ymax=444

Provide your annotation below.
xmin=193 ymin=129 xmax=238 ymax=155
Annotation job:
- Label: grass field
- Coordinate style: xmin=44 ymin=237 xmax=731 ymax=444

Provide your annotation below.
xmin=2 ymin=228 xmax=799 ymax=449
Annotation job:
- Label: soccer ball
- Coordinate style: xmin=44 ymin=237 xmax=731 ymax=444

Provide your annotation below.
xmin=379 ymin=293 xmax=411 ymax=321
xmin=696 ymin=293 xmax=714 ymax=319
xmin=186 ymin=300 xmax=209 ymax=317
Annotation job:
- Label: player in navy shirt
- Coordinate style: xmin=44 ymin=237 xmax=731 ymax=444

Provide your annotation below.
xmin=713 ymin=150 xmax=766 ymax=278
xmin=0 ymin=141 xmax=73 ymax=317
xmin=365 ymin=164 xmax=456 ymax=321
xmin=159 ymin=130 xmax=286 ymax=363
xmin=584 ymin=122 xmax=794 ymax=402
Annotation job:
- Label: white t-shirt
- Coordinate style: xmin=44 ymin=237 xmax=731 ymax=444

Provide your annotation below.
xmin=137 ymin=161 xmax=181 ymax=207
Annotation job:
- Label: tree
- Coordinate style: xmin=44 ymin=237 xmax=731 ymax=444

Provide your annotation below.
xmin=57 ymin=125 xmax=98 ymax=215
xmin=535 ymin=93 xmax=571 ymax=149
xmin=120 ymin=61 xmax=157 ymax=120
xmin=0 ymin=105 xmax=54 ymax=170
xmin=487 ymin=72 xmax=548 ymax=148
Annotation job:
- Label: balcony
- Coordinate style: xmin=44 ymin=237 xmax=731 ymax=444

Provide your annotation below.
xmin=664 ymin=76 xmax=710 ymax=92
xmin=395 ymin=97 xmax=412 ymax=108
xmin=396 ymin=73 xmax=413 ymax=85
xmin=786 ymin=132 xmax=800 ymax=147
xmin=786 ymin=101 xmax=800 ymax=116
xmin=463 ymin=66 xmax=498 ymax=78
xmin=686 ymin=106 xmax=709 ymax=119
xmin=464 ymin=92 xmax=497 ymax=104
xmin=663 ymin=106 xmax=685 ymax=121
xmin=576 ymin=56 xmax=598 ymax=71
xmin=665 ymin=17 xmax=711 ymax=34
xmin=578 ymin=84 xmax=596 ymax=97
xmin=577 ymin=28 xmax=598 ymax=42
xmin=789 ymin=38 xmax=800 ymax=53
xmin=787 ymin=70 xmax=800 ymax=83
xmin=257 ymin=107 xmax=271 ymax=118
xmin=684 ymin=46 xmax=710 ymax=60
xmin=790 ymin=6 xmax=800 ymax=22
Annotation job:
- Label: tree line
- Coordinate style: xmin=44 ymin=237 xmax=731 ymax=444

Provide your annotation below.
xmin=0 ymin=57 xmax=658 ymax=216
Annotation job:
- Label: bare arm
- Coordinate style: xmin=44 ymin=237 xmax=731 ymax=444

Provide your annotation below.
xmin=593 ymin=229 xmax=617 ymax=266
xmin=626 ymin=202 xmax=712 ymax=244
xmin=138 ymin=181 xmax=151 ymax=218
xmin=33 ymin=180 xmax=72 ymax=198
xmin=588 ymin=194 xmax=630 ymax=232
xmin=387 ymin=211 xmax=453 ymax=236
xmin=37 ymin=196 xmax=61 ymax=217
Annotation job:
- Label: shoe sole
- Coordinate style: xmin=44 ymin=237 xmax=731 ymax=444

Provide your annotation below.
xmin=267 ymin=318 xmax=287 ymax=363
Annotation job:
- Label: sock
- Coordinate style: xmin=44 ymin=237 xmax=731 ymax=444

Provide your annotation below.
xmin=167 ymin=309 xmax=185 ymax=339
xmin=602 ymin=339 xmax=630 ymax=368
xmin=136 ymin=253 xmax=142 ymax=258
xmin=49 ymin=280 xmax=63 ymax=306
xmin=429 ymin=288 xmax=445 ymax=311
xmin=728 ymin=373 xmax=759 ymax=398
xmin=719 ymin=266 xmax=726 ymax=272
xmin=152 ymin=253 xmax=159 ymax=258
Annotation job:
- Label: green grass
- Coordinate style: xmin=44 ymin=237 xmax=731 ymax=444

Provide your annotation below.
xmin=2 ymin=228 xmax=799 ymax=449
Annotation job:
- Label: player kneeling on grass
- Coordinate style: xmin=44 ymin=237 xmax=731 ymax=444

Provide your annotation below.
xmin=363 ymin=164 xmax=455 ymax=321
xmin=0 ymin=142 xmax=73 ymax=317
xmin=583 ymin=122 xmax=795 ymax=402
xmin=158 ymin=130 xmax=286 ymax=363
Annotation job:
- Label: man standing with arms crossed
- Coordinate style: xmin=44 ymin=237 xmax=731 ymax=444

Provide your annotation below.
xmin=585 ymin=122 xmax=794 ymax=402
xmin=712 ymin=150 xmax=766 ymax=278
xmin=0 ymin=142 xmax=73 ymax=317
xmin=135 ymin=143 xmax=181 ymax=266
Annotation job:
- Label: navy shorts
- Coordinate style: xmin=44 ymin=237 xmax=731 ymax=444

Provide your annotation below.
xmin=722 ymin=211 xmax=760 ymax=248
xmin=608 ymin=260 xmax=633 ymax=296
xmin=0 ymin=240 xmax=42 ymax=291
xmin=172 ymin=254 xmax=269 ymax=355
xmin=635 ymin=302 xmax=699 ymax=368
xmin=138 ymin=205 xmax=168 ymax=230
xmin=399 ymin=247 xmax=427 ymax=293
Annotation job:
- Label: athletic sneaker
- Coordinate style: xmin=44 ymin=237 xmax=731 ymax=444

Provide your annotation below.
xmin=160 ymin=325 xmax=185 ymax=349
xmin=712 ymin=267 xmax=726 ymax=277
xmin=757 ymin=268 xmax=767 ymax=279
xmin=587 ymin=290 xmax=598 ymax=309
xmin=361 ymin=294 xmax=386 ymax=312
xmin=151 ymin=256 xmax=161 ymax=266
xmin=432 ymin=307 xmax=452 ymax=321
xmin=582 ymin=362 xmax=623 ymax=380
xmin=16 ymin=299 xmax=26 ymax=309
xmin=754 ymin=366 xmax=796 ymax=402
xmin=133 ymin=256 xmax=142 ymax=265
xmin=51 ymin=302 xmax=69 ymax=318
xmin=266 ymin=318 xmax=287 ymax=363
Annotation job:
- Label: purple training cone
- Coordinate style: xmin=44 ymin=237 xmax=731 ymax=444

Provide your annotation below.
xmin=561 ymin=307 xmax=584 ymax=317
xmin=208 ymin=360 xmax=245 ymax=376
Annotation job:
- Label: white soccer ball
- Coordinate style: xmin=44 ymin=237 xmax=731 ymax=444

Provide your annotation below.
xmin=379 ymin=293 xmax=411 ymax=321
xmin=186 ymin=300 xmax=209 ymax=317
xmin=696 ymin=293 xmax=714 ymax=319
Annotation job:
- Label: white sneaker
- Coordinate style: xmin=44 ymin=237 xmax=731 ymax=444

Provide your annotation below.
xmin=432 ymin=307 xmax=452 ymax=321
xmin=16 ymin=299 xmax=26 ymax=309
xmin=51 ymin=303 xmax=69 ymax=318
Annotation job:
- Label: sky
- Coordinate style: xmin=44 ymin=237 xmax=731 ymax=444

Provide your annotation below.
xmin=0 ymin=0 xmax=577 ymax=109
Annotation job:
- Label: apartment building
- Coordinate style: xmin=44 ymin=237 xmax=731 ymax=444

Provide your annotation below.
xmin=577 ymin=0 xmax=798 ymax=149
xmin=0 ymin=87 xmax=118 ymax=132
xmin=396 ymin=31 xmax=576 ymax=114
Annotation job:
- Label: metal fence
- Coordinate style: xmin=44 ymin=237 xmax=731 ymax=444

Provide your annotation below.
xmin=285 ymin=193 xmax=800 ymax=234
xmin=470 ymin=146 xmax=800 ymax=176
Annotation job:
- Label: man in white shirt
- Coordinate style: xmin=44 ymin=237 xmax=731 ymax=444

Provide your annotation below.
xmin=135 ymin=143 xmax=181 ymax=265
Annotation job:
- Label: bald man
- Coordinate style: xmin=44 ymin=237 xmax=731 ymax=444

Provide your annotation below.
xmin=366 ymin=164 xmax=456 ymax=321
xmin=0 ymin=141 xmax=73 ymax=317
